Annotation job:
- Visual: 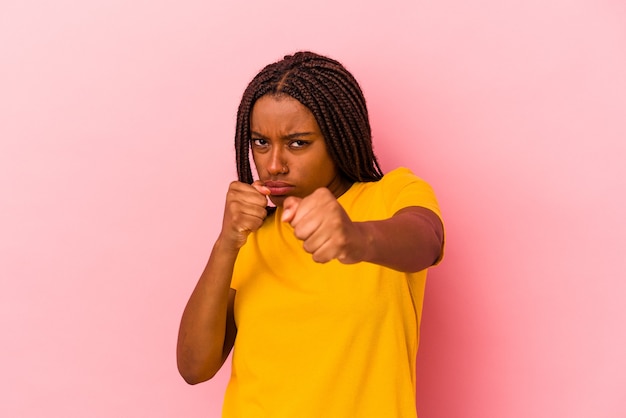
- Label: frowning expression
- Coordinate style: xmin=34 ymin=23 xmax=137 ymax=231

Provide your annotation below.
xmin=250 ymin=94 xmax=351 ymax=207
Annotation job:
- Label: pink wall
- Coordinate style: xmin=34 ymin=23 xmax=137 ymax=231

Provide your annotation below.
xmin=1 ymin=0 xmax=625 ymax=417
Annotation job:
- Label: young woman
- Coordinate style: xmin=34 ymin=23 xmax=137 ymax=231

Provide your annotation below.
xmin=177 ymin=51 xmax=444 ymax=417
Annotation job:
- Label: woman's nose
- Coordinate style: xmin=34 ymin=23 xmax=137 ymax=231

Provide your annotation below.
xmin=267 ymin=149 xmax=287 ymax=175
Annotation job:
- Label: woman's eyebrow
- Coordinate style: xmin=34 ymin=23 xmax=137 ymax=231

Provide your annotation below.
xmin=250 ymin=131 xmax=316 ymax=139
xmin=283 ymin=132 xmax=315 ymax=139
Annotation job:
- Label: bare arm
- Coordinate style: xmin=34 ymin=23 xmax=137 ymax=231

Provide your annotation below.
xmin=354 ymin=206 xmax=443 ymax=272
xmin=176 ymin=181 xmax=269 ymax=384
xmin=282 ymin=189 xmax=443 ymax=273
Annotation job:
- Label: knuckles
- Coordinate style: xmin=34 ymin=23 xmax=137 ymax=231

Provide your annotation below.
xmin=288 ymin=187 xmax=360 ymax=264
xmin=222 ymin=183 xmax=268 ymax=235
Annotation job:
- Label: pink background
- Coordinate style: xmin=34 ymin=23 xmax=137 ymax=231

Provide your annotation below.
xmin=2 ymin=0 xmax=625 ymax=417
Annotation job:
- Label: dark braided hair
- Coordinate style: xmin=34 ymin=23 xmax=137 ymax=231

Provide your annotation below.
xmin=235 ymin=51 xmax=383 ymax=184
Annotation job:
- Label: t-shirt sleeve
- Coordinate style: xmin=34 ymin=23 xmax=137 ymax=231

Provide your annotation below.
xmin=383 ymin=167 xmax=445 ymax=265
xmin=383 ymin=167 xmax=442 ymax=219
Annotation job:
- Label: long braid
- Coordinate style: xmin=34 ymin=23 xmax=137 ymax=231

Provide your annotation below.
xmin=234 ymin=51 xmax=383 ymax=184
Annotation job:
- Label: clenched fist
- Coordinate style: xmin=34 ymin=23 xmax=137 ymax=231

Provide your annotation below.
xmin=220 ymin=181 xmax=270 ymax=250
xmin=281 ymin=188 xmax=367 ymax=264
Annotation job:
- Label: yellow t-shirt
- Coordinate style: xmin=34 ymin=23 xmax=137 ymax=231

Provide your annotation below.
xmin=223 ymin=168 xmax=443 ymax=418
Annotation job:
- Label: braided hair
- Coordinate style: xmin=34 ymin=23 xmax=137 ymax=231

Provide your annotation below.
xmin=235 ymin=51 xmax=383 ymax=184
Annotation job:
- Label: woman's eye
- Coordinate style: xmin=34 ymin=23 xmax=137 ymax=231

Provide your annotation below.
xmin=290 ymin=140 xmax=308 ymax=149
xmin=252 ymin=138 xmax=267 ymax=147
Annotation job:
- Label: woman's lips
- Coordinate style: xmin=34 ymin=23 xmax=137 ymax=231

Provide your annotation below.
xmin=263 ymin=181 xmax=295 ymax=196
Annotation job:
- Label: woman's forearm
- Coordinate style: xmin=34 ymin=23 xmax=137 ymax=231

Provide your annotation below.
xmin=356 ymin=206 xmax=444 ymax=273
xmin=176 ymin=237 xmax=239 ymax=384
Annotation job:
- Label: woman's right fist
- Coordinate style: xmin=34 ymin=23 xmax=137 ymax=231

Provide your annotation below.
xmin=220 ymin=181 xmax=270 ymax=249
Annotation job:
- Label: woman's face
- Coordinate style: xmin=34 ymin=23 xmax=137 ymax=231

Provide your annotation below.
xmin=250 ymin=94 xmax=351 ymax=207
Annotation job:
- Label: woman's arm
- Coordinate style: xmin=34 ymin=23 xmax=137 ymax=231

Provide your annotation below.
xmin=176 ymin=181 xmax=269 ymax=384
xmin=281 ymin=188 xmax=443 ymax=273
xmin=353 ymin=206 xmax=443 ymax=272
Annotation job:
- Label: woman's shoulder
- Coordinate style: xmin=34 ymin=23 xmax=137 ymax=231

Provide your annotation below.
xmin=345 ymin=167 xmax=424 ymax=197
xmin=378 ymin=166 xmax=428 ymax=188
xmin=381 ymin=166 xmax=413 ymax=179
